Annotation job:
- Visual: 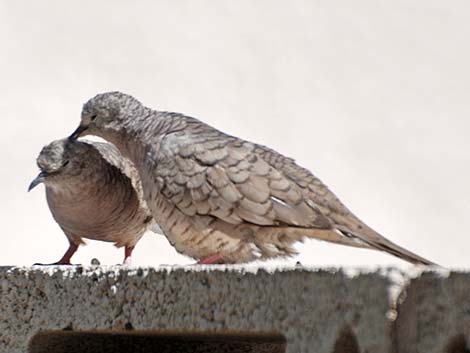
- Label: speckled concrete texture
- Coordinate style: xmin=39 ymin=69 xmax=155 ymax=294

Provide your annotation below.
xmin=395 ymin=271 xmax=470 ymax=353
xmin=0 ymin=266 xmax=394 ymax=353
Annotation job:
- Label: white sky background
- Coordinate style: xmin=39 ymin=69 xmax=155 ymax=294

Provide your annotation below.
xmin=0 ymin=0 xmax=468 ymax=269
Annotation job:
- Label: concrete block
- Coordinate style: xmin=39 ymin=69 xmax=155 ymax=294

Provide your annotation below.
xmin=0 ymin=266 xmax=393 ymax=353
xmin=395 ymin=271 xmax=470 ymax=353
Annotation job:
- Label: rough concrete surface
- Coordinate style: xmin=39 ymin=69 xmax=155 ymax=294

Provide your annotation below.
xmin=0 ymin=266 xmax=394 ymax=353
xmin=395 ymin=271 xmax=470 ymax=353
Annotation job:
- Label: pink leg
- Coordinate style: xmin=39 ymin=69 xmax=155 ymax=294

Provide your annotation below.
xmin=34 ymin=241 xmax=79 ymax=266
xmin=55 ymin=242 xmax=79 ymax=264
xmin=197 ymin=253 xmax=224 ymax=265
xmin=123 ymin=246 xmax=134 ymax=265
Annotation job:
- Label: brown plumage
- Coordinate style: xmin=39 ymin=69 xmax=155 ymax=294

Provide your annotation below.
xmin=29 ymin=138 xmax=156 ymax=265
xmin=68 ymin=91 xmax=436 ymax=265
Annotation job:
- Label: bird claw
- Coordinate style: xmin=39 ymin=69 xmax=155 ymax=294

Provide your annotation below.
xmin=117 ymin=256 xmax=132 ymax=267
xmin=196 ymin=254 xmax=224 ymax=265
xmin=32 ymin=262 xmax=76 ymax=266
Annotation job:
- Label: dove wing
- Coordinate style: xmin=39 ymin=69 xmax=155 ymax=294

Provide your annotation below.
xmin=154 ymin=131 xmax=332 ymax=229
xmin=85 ymin=140 xmax=162 ymax=233
xmin=85 ymin=140 xmax=145 ymax=200
xmin=253 ymin=144 xmax=354 ymax=220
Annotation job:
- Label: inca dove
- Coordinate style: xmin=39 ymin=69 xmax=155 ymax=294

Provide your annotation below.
xmin=69 ymin=91 xmax=436 ymax=265
xmin=29 ymin=138 xmax=156 ymax=265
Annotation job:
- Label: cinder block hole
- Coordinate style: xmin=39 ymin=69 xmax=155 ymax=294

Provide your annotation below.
xmin=28 ymin=331 xmax=286 ymax=353
xmin=445 ymin=334 xmax=470 ymax=353
xmin=331 ymin=327 xmax=360 ymax=353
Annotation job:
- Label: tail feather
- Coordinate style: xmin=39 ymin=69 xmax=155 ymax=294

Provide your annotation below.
xmin=370 ymin=240 xmax=436 ymax=266
xmin=302 ymin=228 xmax=375 ymax=249
xmin=337 ymin=225 xmax=437 ymax=266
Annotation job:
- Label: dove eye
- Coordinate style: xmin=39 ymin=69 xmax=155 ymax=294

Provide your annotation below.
xmin=90 ymin=115 xmax=97 ymax=121
xmin=62 ymin=160 xmax=70 ymax=168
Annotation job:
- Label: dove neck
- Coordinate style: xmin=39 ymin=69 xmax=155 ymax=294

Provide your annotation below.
xmin=103 ymin=108 xmax=187 ymax=170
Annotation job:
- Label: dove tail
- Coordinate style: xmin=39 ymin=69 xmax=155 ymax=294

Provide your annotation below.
xmin=301 ymin=228 xmax=374 ymax=249
xmin=371 ymin=240 xmax=436 ymax=266
xmin=338 ymin=226 xmax=437 ymax=266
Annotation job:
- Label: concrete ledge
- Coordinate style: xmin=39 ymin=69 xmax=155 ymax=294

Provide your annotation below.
xmin=395 ymin=271 xmax=470 ymax=353
xmin=0 ymin=266 xmax=393 ymax=353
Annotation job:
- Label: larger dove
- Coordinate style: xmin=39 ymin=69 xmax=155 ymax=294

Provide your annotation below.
xmin=69 ymin=91 xmax=436 ymax=265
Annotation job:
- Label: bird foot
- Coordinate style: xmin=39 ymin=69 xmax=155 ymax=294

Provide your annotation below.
xmin=33 ymin=261 xmax=75 ymax=266
xmin=120 ymin=246 xmax=134 ymax=266
xmin=122 ymin=256 xmax=133 ymax=266
xmin=197 ymin=254 xmax=224 ymax=265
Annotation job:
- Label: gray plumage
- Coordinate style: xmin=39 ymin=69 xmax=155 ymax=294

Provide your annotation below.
xmin=69 ymin=91 xmax=436 ymax=265
xmin=29 ymin=138 xmax=155 ymax=264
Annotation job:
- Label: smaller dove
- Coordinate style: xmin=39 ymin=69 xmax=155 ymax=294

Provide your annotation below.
xmin=29 ymin=138 xmax=156 ymax=265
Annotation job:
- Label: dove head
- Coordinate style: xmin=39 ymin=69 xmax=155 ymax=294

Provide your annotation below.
xmin=69 ymin=91 xmax=144 ymax=141
xmin=28 ymin=139 xmax=90 ymax=191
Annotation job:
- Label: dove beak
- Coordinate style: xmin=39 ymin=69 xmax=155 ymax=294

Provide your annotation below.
xmin=69 ymin=124 xmax=88 ymax=141
xmin=28 ymin=171 xmax=47 ymax=192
